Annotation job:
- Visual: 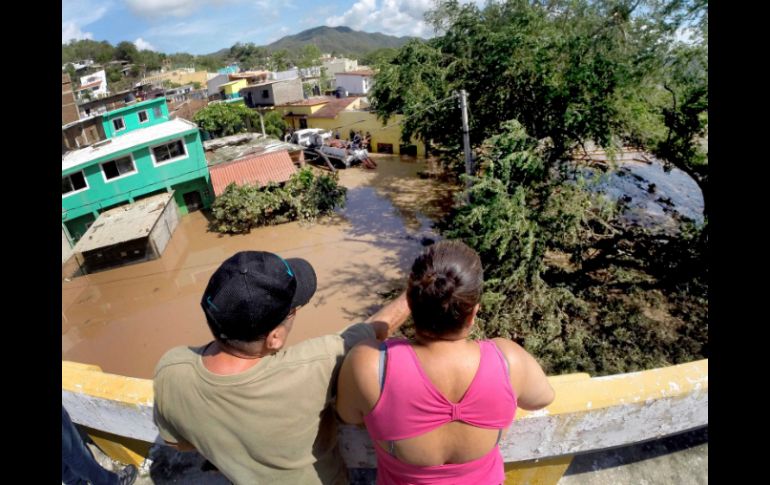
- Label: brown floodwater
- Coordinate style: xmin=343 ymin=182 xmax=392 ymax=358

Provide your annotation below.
xmin=62 ymin=156 xmax=458 ymax=378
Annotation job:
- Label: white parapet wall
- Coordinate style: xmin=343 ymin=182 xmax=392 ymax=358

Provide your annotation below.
xmin=62 ymin=359 xmax=708 ymax=469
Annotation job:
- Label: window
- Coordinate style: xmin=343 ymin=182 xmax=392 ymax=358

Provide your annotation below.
xmin=152 ymin=139 xmax=187 ymax=165
xmin=153 ymin=106 xmax=162 ymax=118
xmin=101 ymin=156 xmax=136 ymax=181
xmin=262 ymin=89 xmax=269 ymax=98
xmin=112 ymin=117 xmax=125 ymax=132
xmin=62 ymin=171 xmax=88 ymax=196
xmin=138 ymin=110 xmax=149 ymax=123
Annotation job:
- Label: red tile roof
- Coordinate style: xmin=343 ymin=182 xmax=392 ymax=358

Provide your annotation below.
xmin=209 ymin=150 xmax=297 ymax=195
xmin=309 ymin=97 xmax=361 ymax=118
xmin=76 ymin=80 xmax=103 ymax=91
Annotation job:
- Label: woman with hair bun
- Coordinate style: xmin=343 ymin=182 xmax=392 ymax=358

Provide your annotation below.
xmin=337 ymin=240 xmax=555 ymax=484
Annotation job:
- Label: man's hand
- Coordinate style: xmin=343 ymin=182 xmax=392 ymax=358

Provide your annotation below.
xmin=165 ymin=439 xmax=197 ymax=452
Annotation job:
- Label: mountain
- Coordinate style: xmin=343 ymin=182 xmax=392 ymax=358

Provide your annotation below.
xmin=264 ymin=26 xmax=417 ymax=58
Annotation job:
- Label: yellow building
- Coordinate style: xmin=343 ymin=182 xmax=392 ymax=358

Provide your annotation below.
xmin=275 ymin=96 xmax=426 ymax=157
xmin=219 ymin=79 xmax=249 ymax=99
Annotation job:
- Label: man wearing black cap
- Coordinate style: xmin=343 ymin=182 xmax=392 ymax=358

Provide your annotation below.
xmin=152 ymin=251 xmax=410 ymax=484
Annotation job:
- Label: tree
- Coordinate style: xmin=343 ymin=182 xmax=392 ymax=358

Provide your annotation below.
xmin=115 ymin=41 xmax=139 ymax=63
xmin=359 ymin=47 xmax=398 ymax=67
xmin=371 ymin=0 xmax=708 ymax=217
xmin=297 ymin=44 xmax=322 ymax=69
xmin=269 ymin=49 xmax=290 ymax=71
xmin=193 ymin=103 xmax=262 ymax=138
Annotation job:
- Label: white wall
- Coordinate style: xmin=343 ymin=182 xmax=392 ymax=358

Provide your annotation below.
xmin=79 ymin=70 xmax=108 ymax=98
xmin=335 ymin=75 xmax=370 ymax=95
xmin=207 ymin=74 xmax=230 ymax=96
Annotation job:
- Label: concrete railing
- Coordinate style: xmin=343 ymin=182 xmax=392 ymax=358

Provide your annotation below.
xmin=62 ymin=359 xmax=707 ymax=484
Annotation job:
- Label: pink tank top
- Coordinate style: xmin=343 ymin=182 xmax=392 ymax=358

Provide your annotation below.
xmin=363 ymin=338 xmax=517 ymax=484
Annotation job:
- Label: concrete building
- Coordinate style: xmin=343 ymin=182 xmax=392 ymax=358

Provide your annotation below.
xmin=322 ymin=57 xmax=358 ymax=77
xmin=62 ymin=73 xmax=80 ymax=125
xmin=62 ymin=116 xmax=107 ymax=153
xmin=76 ymin=70 xmax=108 ymax=101
xmin=62 ymin=98 xmax=212 ymax=244
xmin=275 ymin=96 xmax=426 ymax=156
xmin=240 ymin=78 xmax=304 ymax=108
xmin=69 ymin=192 xmax=180 ymax=274
xmin=335 ymin=70 xmax=375 ymax=96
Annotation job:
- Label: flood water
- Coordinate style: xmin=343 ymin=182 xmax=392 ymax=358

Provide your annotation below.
xmin=569 ymin=150 xmax=705 ymax=233
xmin=62 ymin=156 xmax=457 ymax=378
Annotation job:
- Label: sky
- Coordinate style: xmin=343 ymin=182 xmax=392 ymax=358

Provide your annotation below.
xmin=62 ymin=0 xmax=479 ymax=55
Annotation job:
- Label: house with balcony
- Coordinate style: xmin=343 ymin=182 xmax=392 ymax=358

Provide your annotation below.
xmin=76 ymin=70 xmax=108 ymax=101
xmin=62 ymin=98 xmax=212 ymax=245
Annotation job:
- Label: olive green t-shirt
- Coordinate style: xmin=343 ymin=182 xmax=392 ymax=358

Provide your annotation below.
xmin=153 ymin=323 xmax=375 ymax=485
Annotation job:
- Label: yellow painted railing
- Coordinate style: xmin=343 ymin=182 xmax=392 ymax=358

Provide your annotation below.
xmin=62 ymin=359 xmax=707 ymax=484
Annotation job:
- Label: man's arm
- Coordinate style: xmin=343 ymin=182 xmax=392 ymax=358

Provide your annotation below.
xmin=365 ymin=290 xmax=410 ymax=340
xmin=164 ymin=439 xmax=197 ymax=452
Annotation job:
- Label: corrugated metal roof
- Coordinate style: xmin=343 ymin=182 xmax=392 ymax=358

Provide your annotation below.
xmin=210 ymin=150 xmax=297 ymax=195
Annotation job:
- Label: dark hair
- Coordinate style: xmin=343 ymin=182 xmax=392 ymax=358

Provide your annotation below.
xmin=407 ymin=240 xmax=483 ymax=336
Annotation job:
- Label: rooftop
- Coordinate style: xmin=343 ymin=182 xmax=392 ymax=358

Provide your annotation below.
xmin=204 ymin=133 xmax=304 ymax=166
xmin=103 ymin=98 xmax=164 ymax=118
xmin=278 ymin=96 xmax=335 ymax=107
xmin=76 ymin=81 xmax=103 ymax=91
xmin=337 ymin=69 xmax=375 ymax=76
xmin=209 ymin=150 xmax=297 ymax=195
xmin=309 ymin=97 xmax=361 ymax=118
xmin=62 ymin=118 xmax=198 ymax=173
xmin=72 ymin=192 xmax=174 ymax=253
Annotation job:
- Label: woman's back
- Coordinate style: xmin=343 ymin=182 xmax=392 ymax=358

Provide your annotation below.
xmin=364 ymin=338 xmax=515 ymax=468
xmin=336 ymin=240 xmax=555 ymax=484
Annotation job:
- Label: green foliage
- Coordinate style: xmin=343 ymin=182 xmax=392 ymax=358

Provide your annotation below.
xmin=114 ymin=41 xmax=138 ymax=62
xmin=443 ymin=119 xmax=706 ymax=375
xmin=263 ymin=111 xmax=288 ymax=139
xmin=269 ymin=50 xmax=290 ymax=71
xmin=210 ymin=168 xmax=347 ymax=233
xmin=371 ymin=0 xmax=708 ymax=211
xmin=193 ymin=103 xmax=261 ymax=137
xmin=359 ymin=47 xmax=398 ymax=67
xmin=297 ymin=44 xmax=322 ymax=68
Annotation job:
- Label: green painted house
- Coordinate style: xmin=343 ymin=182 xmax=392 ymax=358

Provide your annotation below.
xmin=62 ymin=98 xmax=212 ymax=243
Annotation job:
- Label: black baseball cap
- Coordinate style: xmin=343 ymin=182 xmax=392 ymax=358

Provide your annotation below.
xmin=200 ymin=251 xmax=317 ymax=341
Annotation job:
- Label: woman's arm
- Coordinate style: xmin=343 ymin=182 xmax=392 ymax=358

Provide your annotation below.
xmin=336 ymin=340 xmax=382 ymax=424
xmin=493 ymin=338 xmax=555 ymax=410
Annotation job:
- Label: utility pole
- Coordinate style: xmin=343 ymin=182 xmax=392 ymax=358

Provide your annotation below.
xmin=458 ymin=89 xmax=472 ymax=185
xmin=257 ymin=109 xmax=266 ymax=136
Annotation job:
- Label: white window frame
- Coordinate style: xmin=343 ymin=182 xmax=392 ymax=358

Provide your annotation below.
xmin=112 ymin=116 xmax=126 ymax=133
xmin=100 ymin=154 xmax=138 ymax=183
xmin=150 ymin=138 xmax=189 ymax=167
xmin=62 ymin=170 xmax=89 ymax=198
xmin=137 ymin=110 xmax=149 ymax=124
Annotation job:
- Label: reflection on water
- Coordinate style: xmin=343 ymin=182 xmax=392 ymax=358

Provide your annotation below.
xmin=571 ymin=152 xmax=704 ymax=233
xmin=62 ymin=156 xmax=457 ymax=378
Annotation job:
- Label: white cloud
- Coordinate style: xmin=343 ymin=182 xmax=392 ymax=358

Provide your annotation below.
xmin=125 ymin=0 xmax=235 ymax=18
xmin=62 ymin=21 xmax=93 ymax=43
xmin=62 ymin=0 xmax=110 ymax=43
xmin=134 ymin=37 xmax=156 ymax=50
xmin=325 ymin=0 xmax=436 ymax=38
